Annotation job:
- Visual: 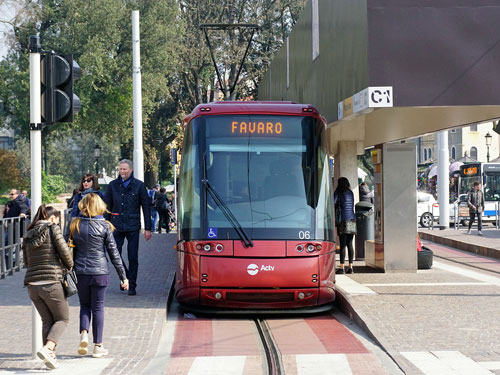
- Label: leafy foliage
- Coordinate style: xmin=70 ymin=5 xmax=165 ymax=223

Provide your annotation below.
xmin=41 ymin=170 xmax=66 ymax=203
xmin=0 ymin=0 xmax=307 ymax=189
xmin=0 ymin=148 xmax=27 ymax=193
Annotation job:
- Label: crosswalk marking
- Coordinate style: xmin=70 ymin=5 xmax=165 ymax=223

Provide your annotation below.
xmin=363 ymin=282 xmax=487 ymax=287
xmin=295 ymin=354 xmax=352 ymax=375
xmin=188 ymin=356 xmax=246 ymax=375
xmin=401 ymin=351 xmax=494 ymax=375
xmin=480 ymin=361 xmax=500 ymax=370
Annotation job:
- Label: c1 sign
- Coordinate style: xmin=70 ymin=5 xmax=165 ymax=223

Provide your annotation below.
xmin=369 ymin=87 xmax=392 ymax=107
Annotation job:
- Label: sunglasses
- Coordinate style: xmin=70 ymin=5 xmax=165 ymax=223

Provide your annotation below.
xmin=9 ymin=193 xmax=15 ymax=195
xmin=82 ymin=179 xmax=93 ymax=183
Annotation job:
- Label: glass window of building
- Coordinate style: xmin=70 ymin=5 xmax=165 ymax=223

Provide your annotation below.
xmin=451 ymin=146 xmax=456 ymax=160
xmin=470 ymin=124 xmax=478 ymax=132
xmin=470 ymin=146 xmax=478 ymax=160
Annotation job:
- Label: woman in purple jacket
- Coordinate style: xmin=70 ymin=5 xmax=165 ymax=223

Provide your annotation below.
xmin=334 ymin=177 xmax=356 ymax=274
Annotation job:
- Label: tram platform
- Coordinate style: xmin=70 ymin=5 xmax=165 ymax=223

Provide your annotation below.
xmin=336 ymin=239 xmax=500 ymax=375
xmin=419 ymin=226 xmax=500 ymax=261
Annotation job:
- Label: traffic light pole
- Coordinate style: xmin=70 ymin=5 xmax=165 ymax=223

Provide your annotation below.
xmin=29 ymin=35 xmax=43 ymax=360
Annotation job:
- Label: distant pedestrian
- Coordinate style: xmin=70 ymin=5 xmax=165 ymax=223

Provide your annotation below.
xmin=71 ymin=174 xmax=105 ymax=218
xmin=148 ymin=184 xmax=160 ymax=232
xmin=21 ymin=190 xmax=31 ymax=209
xmin=359 ymin=182 xmax=373 ymax=203
xmin=334 ymin=177 xmax=357 ymax=274
xmin=104 ymin=159 xmax=152 ymax=296
xmin=155 ymin=187 xmax=170 ymax=233
xmin=23 ymin=205 xmax=73 ymax=370
xmin=467 ymin=182 xmax=485 ymax=235
xmin=71 ymin=193 xmax=128 ymax=358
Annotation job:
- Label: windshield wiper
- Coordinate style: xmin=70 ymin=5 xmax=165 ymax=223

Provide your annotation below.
xmin=202 ymin=178 xmax=253 ymax=248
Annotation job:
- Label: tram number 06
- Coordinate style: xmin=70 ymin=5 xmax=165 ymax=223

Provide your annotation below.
xmin=298 ymin=231 xmax=310 ymax=240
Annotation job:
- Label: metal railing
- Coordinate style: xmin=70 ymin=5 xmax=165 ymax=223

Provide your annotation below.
xmin=1 ymin=209 xmax=72 ymax=279
xmin=0 ymin=217 xmax=28 ymax=278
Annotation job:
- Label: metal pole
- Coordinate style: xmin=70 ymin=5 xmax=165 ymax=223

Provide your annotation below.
xmin=437 ymin=131 xmax=450 ymax=229
xmin=174 ymin=166 xmax=177 ymax=227
xmin=29 ymin=35 xmax=43 ymax=359
xmin=132 ymin=10 xmax=144 ymax=182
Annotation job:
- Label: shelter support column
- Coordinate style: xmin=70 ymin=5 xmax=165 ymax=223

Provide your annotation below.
xmin=333 ymin=141 xmax=360 ymax=203
xmin=366 ymin=143 xmax=417 ymax=272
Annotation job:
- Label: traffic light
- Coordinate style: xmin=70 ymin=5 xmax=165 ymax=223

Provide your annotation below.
xmin=41 ymin=53 xmax=81 ymax=123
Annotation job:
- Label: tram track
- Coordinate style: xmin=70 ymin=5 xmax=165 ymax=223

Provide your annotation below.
xmin=254 ymin=318 xmax=283 ymax=375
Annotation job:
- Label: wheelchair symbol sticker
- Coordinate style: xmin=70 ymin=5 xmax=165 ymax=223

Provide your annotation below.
xmin=208 ymin=227 xmax=218 ymax=238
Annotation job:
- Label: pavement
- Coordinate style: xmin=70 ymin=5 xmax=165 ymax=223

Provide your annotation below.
xmin=0 ymin=231 xmax=177 ymax=374
xmin=335 ymin=240 xmax=500 ymax=375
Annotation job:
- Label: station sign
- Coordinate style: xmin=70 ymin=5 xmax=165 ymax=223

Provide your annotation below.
xmin=338 ymin=86 xmax=393 ymax=120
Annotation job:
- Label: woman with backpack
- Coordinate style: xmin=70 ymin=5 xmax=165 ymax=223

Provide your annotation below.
xmin=23 ymin=205 xmax=74 ymax=370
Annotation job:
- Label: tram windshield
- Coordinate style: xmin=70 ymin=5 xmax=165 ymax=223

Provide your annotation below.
xmin=178 ymin=114 xmax=334 ymax=241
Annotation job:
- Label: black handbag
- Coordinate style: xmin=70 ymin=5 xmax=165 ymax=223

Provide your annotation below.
xmin=62 ymin=269 xmax=78 ymax=298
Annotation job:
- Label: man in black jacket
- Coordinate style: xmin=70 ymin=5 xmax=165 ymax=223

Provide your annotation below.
xmin=3 ymin=189 xmax=29 ymax=219
xmin=104 ymin=160 xmax=152 ymax=295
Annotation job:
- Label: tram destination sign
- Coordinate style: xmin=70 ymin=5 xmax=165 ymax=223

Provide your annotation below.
xmin=231 ymin=120 xmax=283 ymax=135
xmin=460 ymin=163 xmax=481 ymax=176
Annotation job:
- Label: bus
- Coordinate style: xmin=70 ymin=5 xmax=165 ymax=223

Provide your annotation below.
xmin=175 ymin=101 xmax=336 ymax=312
xmin=459 ymin=162 xmax=500 ymax=221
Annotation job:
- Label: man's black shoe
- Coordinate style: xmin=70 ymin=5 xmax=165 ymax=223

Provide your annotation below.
xmin=346 ymin=267 xmax=354 ymax=274
xmin=128 ymin=289 xmax=136 ymax=296
xmin=335 ymin=268 xmax=345 ymax=275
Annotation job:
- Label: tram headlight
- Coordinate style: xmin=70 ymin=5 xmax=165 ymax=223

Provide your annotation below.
xmin=296 ymin=244 xmax=304 ymax=252
xmin=215 ymin=244 xmax=223 ymax=252
xmin=307 ymin=244 xmax=315 ymax=252
xmin=298 ymin=292 xmax=305 ymax=299
xmin=214 ymin=292 xmax=222 ymax=299
xmin=203 ymin=244 xmax=211 ymax=252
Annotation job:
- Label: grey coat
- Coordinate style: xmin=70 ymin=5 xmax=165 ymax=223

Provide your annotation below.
xmin=467 ymin=190 xmax=485 ymax=213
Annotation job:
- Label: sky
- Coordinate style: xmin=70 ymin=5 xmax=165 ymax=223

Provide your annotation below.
xmin=0 ymin=2 xmax=18 ymax=60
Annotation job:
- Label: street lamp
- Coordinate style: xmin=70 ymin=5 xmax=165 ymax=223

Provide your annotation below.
xmin=485 ymin=132 xmax=492 ymax=162
xmin=94 ymin=143 xmax=101 ymax=175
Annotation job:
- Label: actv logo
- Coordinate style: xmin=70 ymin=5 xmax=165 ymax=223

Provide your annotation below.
xmin=247 ymin=264 xmax=275 ymax=276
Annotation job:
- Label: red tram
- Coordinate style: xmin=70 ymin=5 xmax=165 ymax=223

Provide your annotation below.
xmin=175 ymin=101 xmax=336 ymax=312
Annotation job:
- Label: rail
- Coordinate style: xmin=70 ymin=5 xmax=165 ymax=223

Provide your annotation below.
xmin=0 ymin=208 xmax=72 ymax=279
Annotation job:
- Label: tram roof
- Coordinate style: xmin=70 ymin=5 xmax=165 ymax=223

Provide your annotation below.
xmin=184 ymin=101 xmax=324 ymax=124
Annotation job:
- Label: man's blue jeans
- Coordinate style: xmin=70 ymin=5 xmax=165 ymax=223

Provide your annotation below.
xmin=151 ymin=208 xmax=159 ymax=232
xmin=112 ymin=229 xmax=140 ymax=290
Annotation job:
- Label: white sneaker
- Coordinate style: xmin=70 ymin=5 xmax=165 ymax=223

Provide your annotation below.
xmin=37 ymin=346 xmax=58 ymax=369
xmin=78 ymin=331 xmax=89 ymax=355
xmin=92 ymin=344 xmax=109 ymax=358
xmin=478 ymin=231 xmax=483 ymax=236
xmin=467 ymin=229 xmax=471 ymax=234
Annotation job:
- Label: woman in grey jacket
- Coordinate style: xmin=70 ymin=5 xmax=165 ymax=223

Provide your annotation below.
xmin=23 ymin=205 xmax=74 ymax=370
xmin=70 ymin=193 xmax=128 ymax=358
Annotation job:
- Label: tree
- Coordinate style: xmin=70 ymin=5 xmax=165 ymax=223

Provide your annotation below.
xmin=0 ymin=148 xmax=26 ymax=193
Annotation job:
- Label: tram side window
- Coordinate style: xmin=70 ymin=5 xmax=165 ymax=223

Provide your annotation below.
xmin=484 ymin=174 xmax=500 ymax=201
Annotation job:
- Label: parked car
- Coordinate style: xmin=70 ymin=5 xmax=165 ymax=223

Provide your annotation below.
xmin=417 ymin=192 xmax=469 ymax=228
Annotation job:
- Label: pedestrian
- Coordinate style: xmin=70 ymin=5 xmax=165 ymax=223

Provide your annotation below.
xmin=71 ymin=174 xmax=105 ymax=218
xmin=22 ymin=205 xmax=73 ymax=370
xmin=70 ymin=193 xmax=129 ymax=358
xmin=155 ymin=187 xmax=170 ymax=233
xmin=21 ymin=189 xmax=31 ymax=209
xmin=359 ymin=182 xmax=373 ymax=203
xmin=148 ymin=184 xmax=160 ymax=232
xmin=334 ymin=177 xmax=357 ymax=274
xmin=467 ymin=181 xmax=485 ymax=235
xmin=104 ymin=159 xmax=151 ymax=295
xmin=3 ymin=189 xmax=29 ymax=219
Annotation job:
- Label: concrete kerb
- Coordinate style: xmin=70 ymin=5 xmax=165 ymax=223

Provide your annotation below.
xmin=334 ymin=286 xmax=420 ymax=375
xmin=419 ymin=231 xmax=500 ymax=260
